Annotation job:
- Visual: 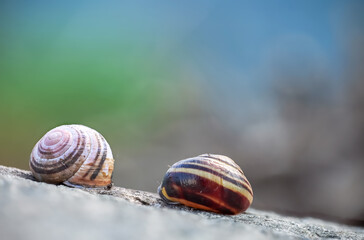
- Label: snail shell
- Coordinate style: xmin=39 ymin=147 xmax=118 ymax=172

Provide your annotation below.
xmin=29 ymin=124 xmax=114 ymax=188
xmin=158 ymin=154 xmax=253 ymax=215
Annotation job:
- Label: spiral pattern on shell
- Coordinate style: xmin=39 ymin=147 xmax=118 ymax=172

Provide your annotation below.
xmin=158 ymin=154 xmax=253 ymax=215
xmin=29 ymin=124 xmax=114 ymax=188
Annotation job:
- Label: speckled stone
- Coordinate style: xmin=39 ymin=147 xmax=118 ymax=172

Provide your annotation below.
xmin=0 ymin=165 xmax=363 ymax=240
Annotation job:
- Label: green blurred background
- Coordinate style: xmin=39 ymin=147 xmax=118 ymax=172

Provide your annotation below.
xmin=1 ymin=0 xmax=363 ymax=225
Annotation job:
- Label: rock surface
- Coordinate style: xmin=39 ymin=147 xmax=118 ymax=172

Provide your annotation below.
xmin=0 ymin=166 xmax=363 ymax=240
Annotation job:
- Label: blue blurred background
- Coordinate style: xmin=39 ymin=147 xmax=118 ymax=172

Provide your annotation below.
xmin=1 ymin=0 xmax=363 ymax=225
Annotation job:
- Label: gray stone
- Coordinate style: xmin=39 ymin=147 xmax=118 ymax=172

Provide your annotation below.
xmin=0 ymin=166 xmax=363 ymax=240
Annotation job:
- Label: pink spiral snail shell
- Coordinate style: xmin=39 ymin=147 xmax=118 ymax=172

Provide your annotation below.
xmin=29 ymin=124 xmax=114 ymax=188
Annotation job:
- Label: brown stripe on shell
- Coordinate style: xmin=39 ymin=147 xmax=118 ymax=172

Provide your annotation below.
xmin=199 ymin=154 xmax=251 ymax=187
xmin=82 ymin=131 xmax=102 ymax=178
xmin=171 ymin=162 xmax=253 ymax=196
xmin=90 ymin=135 xmax=108 ymax=180
xmin=160 ymin=186 xmax=237 ymax=214
xmin=181 ymin=158 xmax=252 ymax=189
xmin=199 ymin=154 xmax=245 ymax=174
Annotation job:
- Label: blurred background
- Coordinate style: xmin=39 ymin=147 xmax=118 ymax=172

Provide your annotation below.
xmin=0 ymin=0 xmax=363 ymax=226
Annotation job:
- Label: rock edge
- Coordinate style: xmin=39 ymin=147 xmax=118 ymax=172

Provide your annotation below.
xmin=0 ymin=165 xmax=363 ymax=240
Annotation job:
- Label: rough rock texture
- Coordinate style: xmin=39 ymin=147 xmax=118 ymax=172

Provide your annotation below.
xmin=0 ymin=166 xmax=363 ymax=240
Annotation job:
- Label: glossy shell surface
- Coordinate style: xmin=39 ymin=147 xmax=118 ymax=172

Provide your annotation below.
xmin=158 ymin=154 xmax=253 ymax=214
xmin=30 ymin=124 xmax=114 ymax=188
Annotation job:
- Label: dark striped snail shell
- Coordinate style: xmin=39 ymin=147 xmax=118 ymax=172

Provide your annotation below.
xmin=29 ymin=124 xmax=114 ymax=188
xmin=158 ymin=154 xmax=253 ymax=215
